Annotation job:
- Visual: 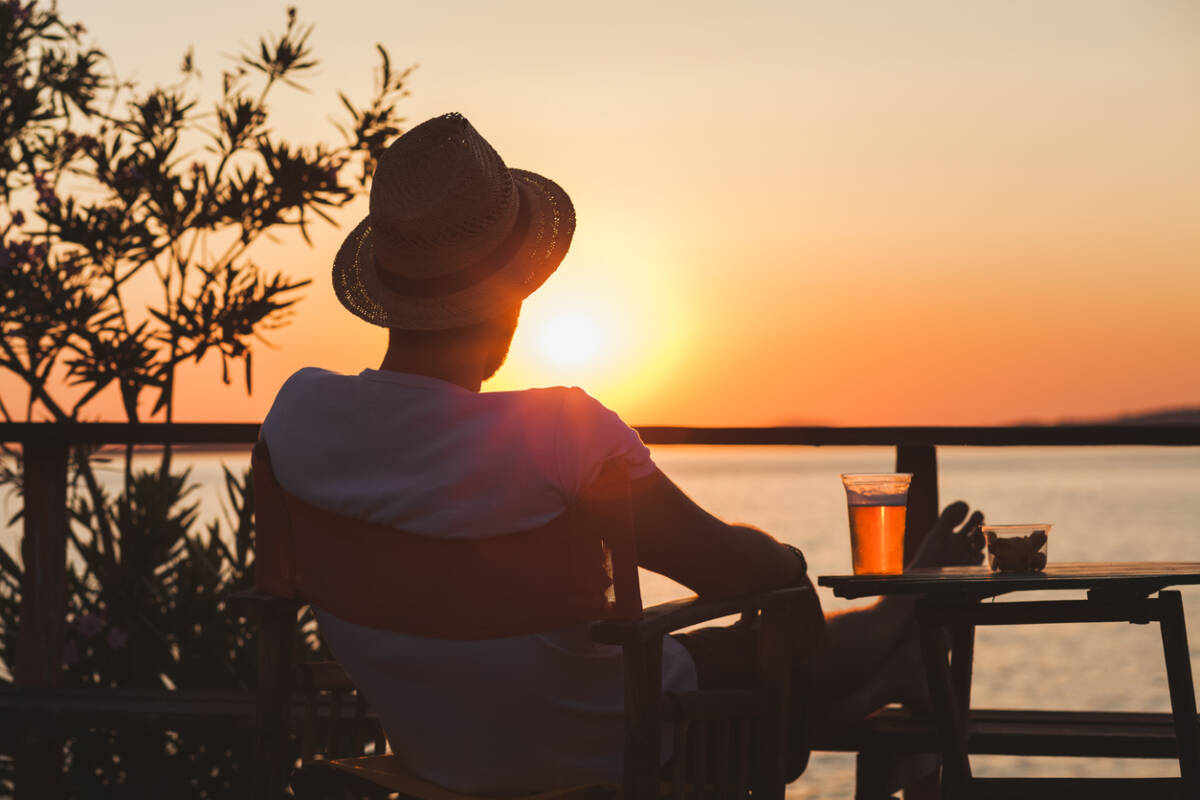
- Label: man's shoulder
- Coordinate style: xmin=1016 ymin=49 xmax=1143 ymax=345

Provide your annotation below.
xmin=264 ymin=368 xmax=364 ymax=427
xmin=488 ymin=383 xmax=580 ymax=399
xmin=278 ymin=366 xmax=352 ymax=393
xmin=488 ymin=384 xmax=613 ymax=419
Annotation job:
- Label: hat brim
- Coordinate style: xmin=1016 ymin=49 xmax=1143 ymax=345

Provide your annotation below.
xmin=332 ymin=169 xmax=575 ymax=330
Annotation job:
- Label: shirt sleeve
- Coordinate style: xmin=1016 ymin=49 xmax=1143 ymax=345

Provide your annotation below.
xmin=554 ymin=387 xmax=657 ymax=498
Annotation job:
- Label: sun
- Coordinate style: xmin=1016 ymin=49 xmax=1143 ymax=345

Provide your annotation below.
xmin=532 ymin=309 xmax=609 ymax=370
xmin=494 ymin=260 xmax=690 ymax=410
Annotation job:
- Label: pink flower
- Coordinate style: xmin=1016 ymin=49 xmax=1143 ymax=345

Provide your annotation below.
xmin=76 ymin=613 xmax=104 ymax=637
xmin=106 ymin=627 xmax=129 ymax=650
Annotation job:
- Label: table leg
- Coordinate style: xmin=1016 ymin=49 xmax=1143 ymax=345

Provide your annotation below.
xmin=949 ymin=620 xmax=975 ymax=732
xmin=916 ymin=599 xmax=971 ymax=800
xmin=1157 ymin=590 xmax=1200 ymax=796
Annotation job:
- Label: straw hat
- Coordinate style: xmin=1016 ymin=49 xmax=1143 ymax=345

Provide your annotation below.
xmin=332 ymin=113 xmax=575 ymax=330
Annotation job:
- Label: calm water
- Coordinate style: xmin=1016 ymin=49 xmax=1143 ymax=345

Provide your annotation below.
xmin=3 ymin=445 xmax=1199 ymax=798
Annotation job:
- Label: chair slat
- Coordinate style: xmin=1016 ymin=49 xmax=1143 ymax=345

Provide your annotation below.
xmin=692 ymin=720 xmax=709 ymax=800
xmin=373 ymin=726 xmax=388 ymax=756
xmin=736 ymin=719 xmax=750 ymax=800
xmin=329 ymin=688 xmax=344 ymax=756
xmin=301 ymin=679 xmax=317 ymax=763
xmin=714 ymin=720 xmax=730 ymax=800
xmin=665 ymin=690 xmax=770 ymax=721
xmin=353 ymin=693 xmax=368 ymax=754
xmin=672 ymin=721 xmax=689 ymax=800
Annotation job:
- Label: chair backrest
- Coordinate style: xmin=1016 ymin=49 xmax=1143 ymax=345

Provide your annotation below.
xmin=252 ymin=440 xmax=643 ymax=639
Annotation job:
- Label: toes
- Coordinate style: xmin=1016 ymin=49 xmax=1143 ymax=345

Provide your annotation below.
xmin=938 ymin=501 xmax=968 ymax=528
xmin=945 ymin=513 xmax=985 ymax=565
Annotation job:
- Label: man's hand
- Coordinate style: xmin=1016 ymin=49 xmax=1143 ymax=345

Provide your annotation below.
xmin=907 ymin=501 xmax=985 ymax=569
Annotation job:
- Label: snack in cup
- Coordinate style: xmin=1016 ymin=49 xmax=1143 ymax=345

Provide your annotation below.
xmin=982 ymin=524 xmax=1051 ymax=573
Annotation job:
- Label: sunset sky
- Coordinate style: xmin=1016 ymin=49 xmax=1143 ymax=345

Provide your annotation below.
xmin=7 ymin=0 xmax=1199 ymax=426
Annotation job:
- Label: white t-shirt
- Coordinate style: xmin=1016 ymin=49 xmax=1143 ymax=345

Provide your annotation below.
xmin=261 ymin=368 xmax=698 ymax=791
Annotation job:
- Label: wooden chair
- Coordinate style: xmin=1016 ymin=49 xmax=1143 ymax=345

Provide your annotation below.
xmin=232 ymin=441 xmax=818 ymax=800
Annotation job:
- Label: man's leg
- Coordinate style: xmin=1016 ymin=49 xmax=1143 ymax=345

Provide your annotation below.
xmin=805 ymin=634 xmax=939 ymax=800
xmin=807 ymin=597 xmax=917 ymax=702
xmin=807 ymin=630 xmax=926 ymax=742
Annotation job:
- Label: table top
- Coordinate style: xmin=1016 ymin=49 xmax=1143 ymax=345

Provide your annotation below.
xmin=818 ymin=562 xmax=1200 ymax=600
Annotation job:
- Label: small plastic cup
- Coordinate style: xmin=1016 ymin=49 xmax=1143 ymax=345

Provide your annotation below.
xmin=982 ymin=524 xmax=1051 ymax=573
xmin=841 ymin=473 xmax=912 ymax=575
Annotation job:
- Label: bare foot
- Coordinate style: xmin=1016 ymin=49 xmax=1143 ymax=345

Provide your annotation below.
xmin=906 ymin=502 xmax=985 ymax=569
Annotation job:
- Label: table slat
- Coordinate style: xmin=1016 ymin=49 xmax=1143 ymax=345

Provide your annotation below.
xmin=819 ymin=562 xmax=1200 ymax=599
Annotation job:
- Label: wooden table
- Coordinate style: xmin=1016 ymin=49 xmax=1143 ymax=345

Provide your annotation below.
xmin=819 ymin=563 xmax=1200 ymax=799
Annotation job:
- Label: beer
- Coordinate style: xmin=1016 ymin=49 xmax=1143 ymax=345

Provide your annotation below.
xmin=841 ymin=473 xmax=912 ymax=575
xmin=848 ymin=503 xmax=906 ymax=574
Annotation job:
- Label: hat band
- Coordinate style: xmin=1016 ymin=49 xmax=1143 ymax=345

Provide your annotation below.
xmin=374 ymin=196 xmax=533 ymax=299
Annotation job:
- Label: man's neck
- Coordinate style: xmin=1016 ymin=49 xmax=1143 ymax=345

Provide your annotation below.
xmin=378 ymin=348 xmax=485 ymax=392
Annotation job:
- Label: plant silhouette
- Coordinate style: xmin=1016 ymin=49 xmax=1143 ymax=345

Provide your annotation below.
xmin=0 ymin=2 xmax=412 ymax=794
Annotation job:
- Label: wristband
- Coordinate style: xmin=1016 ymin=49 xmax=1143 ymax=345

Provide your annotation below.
xmin=782 ymin=543 xmax=807 ymax=575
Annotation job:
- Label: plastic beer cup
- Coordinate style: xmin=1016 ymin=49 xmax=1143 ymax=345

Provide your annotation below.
xmin=840 ymin=473 xmax=912 ymax=575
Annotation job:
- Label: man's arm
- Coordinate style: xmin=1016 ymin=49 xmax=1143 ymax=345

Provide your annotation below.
xmin=629 ymin=468 xmax=808 ymax=599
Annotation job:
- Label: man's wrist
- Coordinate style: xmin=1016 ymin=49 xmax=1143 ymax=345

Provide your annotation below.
xmin=781 ymin=542 xmax=807 ymax=576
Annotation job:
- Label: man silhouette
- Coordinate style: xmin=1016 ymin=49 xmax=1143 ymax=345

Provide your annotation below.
xmin=262 ymin=112 xmax=981 ymax=795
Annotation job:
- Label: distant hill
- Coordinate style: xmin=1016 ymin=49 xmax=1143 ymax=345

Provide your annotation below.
xmin=1055 ymin=406 xmax=1200 ymax=426
xmin=774 ymin=407 xmax=1200 ymax=428
xmin=1104 ymin=406 xmax=1200 ymax=425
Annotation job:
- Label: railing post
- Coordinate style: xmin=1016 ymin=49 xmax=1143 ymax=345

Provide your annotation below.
xmin=896 ymin=444 xmax=938 ymax=565
xmin=15 ymin=441 xmax=69 ymax=798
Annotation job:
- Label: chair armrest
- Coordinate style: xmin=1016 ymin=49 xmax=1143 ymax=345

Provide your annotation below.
xmin=591 ymin=585 xmax=811 ymax=645
xmin=227 ymin=589 xmax=303 ymax=620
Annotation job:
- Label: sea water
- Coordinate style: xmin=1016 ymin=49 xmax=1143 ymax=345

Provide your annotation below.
xmin=2 ymin=445 xmax=1198 ymax=798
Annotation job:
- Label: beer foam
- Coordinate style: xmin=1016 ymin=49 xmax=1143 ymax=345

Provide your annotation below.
xmin=846 ymin=492 xmax=908 ymax=507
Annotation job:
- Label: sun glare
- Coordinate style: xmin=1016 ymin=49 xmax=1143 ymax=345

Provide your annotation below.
xmin=533 ymin=310 xmax=608 ymax=370
xmin=497 ymin=256 xmax=690 ymax=413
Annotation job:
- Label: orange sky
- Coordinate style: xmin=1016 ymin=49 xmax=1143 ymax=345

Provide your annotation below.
xmin=4 ymin=0 xmax=1199 ymax=426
